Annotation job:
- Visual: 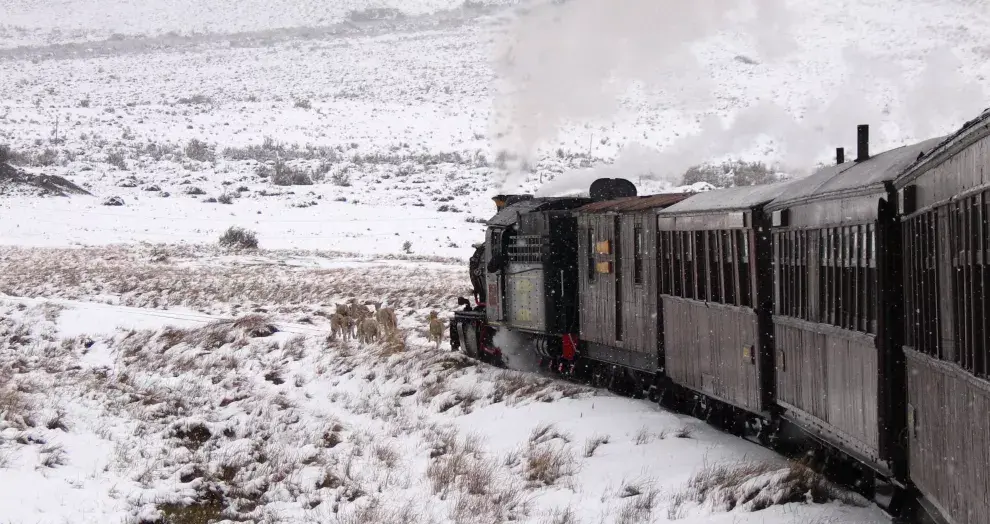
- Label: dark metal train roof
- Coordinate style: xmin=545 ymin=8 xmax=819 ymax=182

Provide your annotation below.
xmin=486 ymin=197 xmax=592 ymax=226
xmin=766 ymin=135 xmax=947 ymax=211
xmin=576 ymin=193 xmax=695 ymax=213
xmin=895 ymin=107 xmax=990 ymax=188
xmin=658 ymin=179 xmax=798 ymax=215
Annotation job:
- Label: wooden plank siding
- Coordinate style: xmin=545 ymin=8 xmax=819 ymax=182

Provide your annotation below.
xmin=577 ymin=212 xmax=659 ymax=357
xmin=664 ymin=298 xmax=762 ymax=411
xmin=774 ymin=317 xmax=880 ymax=458
xmin=906 ymin=350 xmax=990 ymax=524
xmin=896 ymin=121 xmax=990 ymax=524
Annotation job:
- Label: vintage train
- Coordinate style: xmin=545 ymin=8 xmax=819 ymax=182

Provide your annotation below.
xmin=450 ymin=111 xmax=990 ymax=524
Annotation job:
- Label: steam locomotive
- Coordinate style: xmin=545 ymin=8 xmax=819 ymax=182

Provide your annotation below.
xmin=451 ymin=113 xmax=990 ymax=524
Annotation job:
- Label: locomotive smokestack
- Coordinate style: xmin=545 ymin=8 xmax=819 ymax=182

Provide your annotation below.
xmin=836 ymin=147 xmax=845 ymax=165
xmin=856 ymin=125 xmax=869 ymax=162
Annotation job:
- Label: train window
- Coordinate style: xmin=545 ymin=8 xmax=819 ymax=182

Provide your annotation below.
xmin=695 ymin=232 xmax=708 ymax=301
xmin=633 ymin=226 xmax=644 ymax=284
xmin=738 ymin=230 xmax=751 ymax=307
xmin=723 ymin=230 xmax=736 ymax=305
xmin=707 ymin=231 xmax=721 ymax=302
xmin=587 ymin=228 xmax=595 ymax=282
xmin=683 ymin=232 xmax=695 ymax=299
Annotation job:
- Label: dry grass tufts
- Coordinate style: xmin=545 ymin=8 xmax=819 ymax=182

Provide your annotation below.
xmin=38 ymin=442 xmax=68 ymax=468
xmin=529 ymin=423 xmax=571 ymax=446
xmin=616 ymin=481 xmax=661 ymax=524
xmin=540 ymin=506 xmax=578 ymax=524
xmin=667 ymin=460 xmax=867 ymax=519
xmin=633 ymin=426 xmax=654 ymax=445
xmin=583 ymin=434 xmax=610 ymax=458
xmin=0 ymin=387 xmax=33 ymax=430
xmin=524 ymin=443 xmax=575 ymax=487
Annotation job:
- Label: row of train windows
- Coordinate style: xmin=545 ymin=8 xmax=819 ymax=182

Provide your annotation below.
xmin=774 ymin=226 xmax=878 ymax=334
xmin=586 ymin=226 xmax=648 ymax=284
xmin=905 ymin=194 xmax=990 ymax=378
xmin=586 ymin=228 xmax=754 ymax=307
xmin=658 ymin=230 xmax=753 ymax=307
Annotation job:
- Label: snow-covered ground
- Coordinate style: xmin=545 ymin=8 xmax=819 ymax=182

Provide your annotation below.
xmin=2 ymin=0 xmax=990 ymax=522
xmin=0 ymin=247 xmax=890 ymax=524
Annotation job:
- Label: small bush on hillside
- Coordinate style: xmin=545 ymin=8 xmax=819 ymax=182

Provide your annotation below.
xmin=107 ymin=152 xmax=128 ymax=171
xmin=293 ymin=98 xmax=312 ymax=110
xmin=218 ymin=227 xmax=259 ymax=250
xmin=184 ymin=139 xmax=215 ymax=163
xmin=330 ymin=170 xmax=351 ymax=187
xmin=271 ymin=160 xmax=313 ymax=186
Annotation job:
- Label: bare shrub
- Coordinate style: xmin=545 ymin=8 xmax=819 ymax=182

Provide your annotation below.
xmin=524 ymin=444 xmax=575 ymax=486
xmin=177 ymin=94 xmax=214 ymax=105
xmin=373 ymin=443 xmax=400 ymax=469
xmin=0 ymin=388 xmax=32 ymax=430
xmin=667 ymin=460 xmax=866 ymax=519
xmin=107 ymin=151 xmax=128 ymax=171
xmin=633 ymin=426 xmax=653 ymax=445
xmin=293 ymin=98 xmax=312 ymax=109
xmin=216 ymin=193 xmax=234 ymax=205
xmin=39 ymin=442 xmax=67 ymax=468
xmin=583 ymin=434 xmax=609 ymax=457
xmin=330 ymin=170 xmax=351 ymax=187
xmin=673 ymin=426 xmax=694 ymax=439
xmin=218 ymin=227 xmax=259 ymax=250
xmin=529 ymin=423 xmax=570 ymax=445
xmin=616 ymin=481 xmax=661 ymax=524
xmin=184 ymin=139 xmax=216 ymax=163
xmin=271 ymin=160 xmax=313 ymax=186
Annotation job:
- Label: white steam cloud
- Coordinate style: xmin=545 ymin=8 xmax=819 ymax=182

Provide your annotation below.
xmin=492 ymin=327 xmax=541 ymax=373
xmin=492 ymin=0 xmax=988 ymax=195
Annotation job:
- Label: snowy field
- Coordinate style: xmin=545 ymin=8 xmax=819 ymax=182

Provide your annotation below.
xmin=2 ymin=0 xmax=990 ymax=522
xmin=0 ymin=246 xmax=890 ymax=524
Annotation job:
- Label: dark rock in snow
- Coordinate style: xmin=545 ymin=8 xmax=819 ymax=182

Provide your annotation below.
xmin=102 ymin=196 xmax=125 ymax=206
xmin=0 ymin=162 xmax=91 ymax=197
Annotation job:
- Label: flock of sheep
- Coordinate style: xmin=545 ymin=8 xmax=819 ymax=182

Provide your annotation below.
xmin=328 ymin=299 xmax=446 ymax=349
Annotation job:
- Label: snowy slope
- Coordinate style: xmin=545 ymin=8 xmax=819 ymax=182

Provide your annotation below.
xmin=0 ymin=249 xmax=890 ymax=524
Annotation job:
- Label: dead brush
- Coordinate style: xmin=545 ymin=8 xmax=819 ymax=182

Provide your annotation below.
xmin=524 ymin=443 xmax=575 ymax=487
xmin=667 ymin=460 xmax=867 ymax=519
xmin=583 ymin=434 xmax=610 ymax=457
xmin=0 ymin=387 xmax=32 ymax=430
xmin=529 ymin=423 xmax=571 ymax=446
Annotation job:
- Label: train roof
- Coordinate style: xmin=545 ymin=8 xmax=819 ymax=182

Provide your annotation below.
xmin=766 ymin=135 xmax=946 ymax=211
xmin=658 ymin=179 xmax=798 ymax=215
xmin=576 ymin=193 xmax=694 ymax=213
xmin=895 ymin=107 xmax=990 ymax=188
xmin=486 ymin=197 xmax=592 ymax=227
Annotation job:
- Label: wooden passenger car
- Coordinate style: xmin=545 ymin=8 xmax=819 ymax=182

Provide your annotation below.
xmin=655 ymin=182 xmax=794 ymax=415
xmin=894 ymin=110 xmax=990 ymax=524
xmin=575 ymin=194 xmax=691 ymax=371
xmin=764 ymin=129 xmax=946 ymax=475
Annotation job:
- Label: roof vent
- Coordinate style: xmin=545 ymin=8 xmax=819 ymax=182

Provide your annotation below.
xmin=836 ymin=147 xmax=845 ymax=165
xmin=856 ymin=125 xmax=870 ymax=162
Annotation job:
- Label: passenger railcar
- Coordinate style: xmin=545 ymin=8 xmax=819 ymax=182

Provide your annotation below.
xmin=764 ymin=127 xmax=946 ymax=478
xmin=575 ymin=194 xmax=691 ymax=373
xmin=655 ymin=182 xmax=792 ymax=421
xmin=894 ymin=110 xmax=990 ymax=524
